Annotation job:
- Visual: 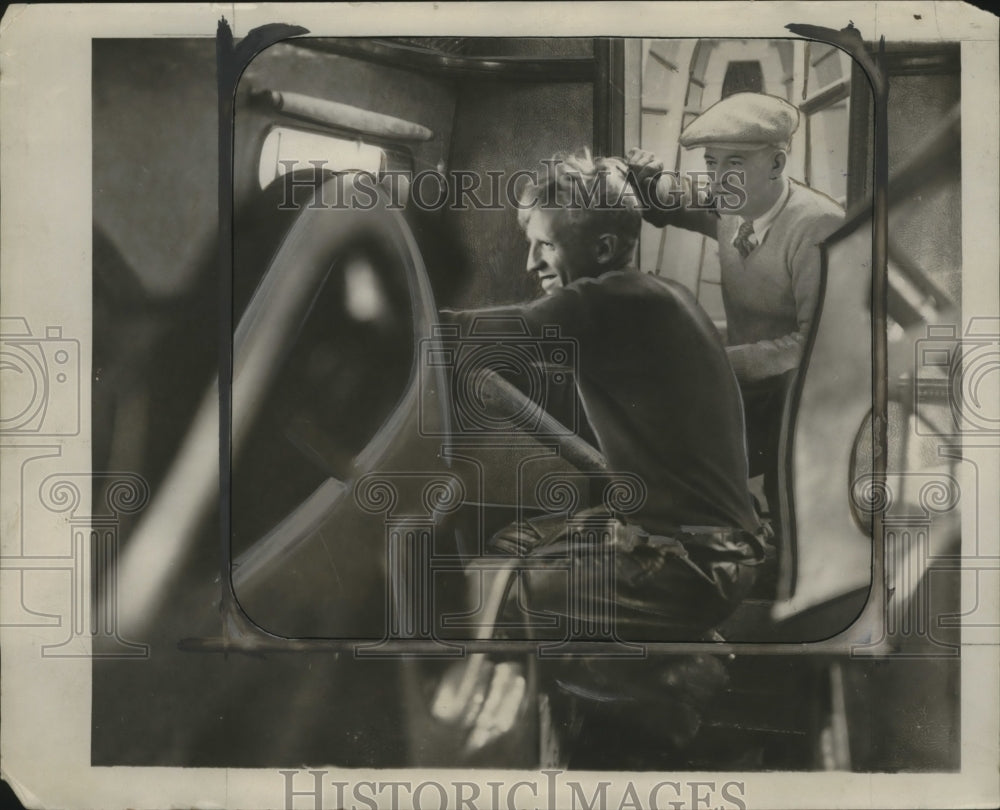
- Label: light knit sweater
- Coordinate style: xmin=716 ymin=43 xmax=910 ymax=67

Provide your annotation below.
xmin=647 ymin=178 xmax=845 ymax=382
xmin=718 ymin=179 xmax=844 ymax=381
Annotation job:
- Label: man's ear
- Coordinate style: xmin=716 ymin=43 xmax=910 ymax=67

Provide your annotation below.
xmin=770 ymin=150 xmax=787 ymax=179
xmin=595 ymin=233 xmax=618 ymax=265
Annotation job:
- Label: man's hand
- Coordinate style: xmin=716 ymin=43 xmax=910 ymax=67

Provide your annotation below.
xmin=626 ymin=147 xmax=690 ymax=225
xmin=627 ymin=146 xmax=721 ymax=235
xmin=626 ymin=147 xmax=666 ymax=191
xmin=626 ymin=147 xmax=669 ymax=206
xmin=726 ymin=334 xmax=805 ymax=383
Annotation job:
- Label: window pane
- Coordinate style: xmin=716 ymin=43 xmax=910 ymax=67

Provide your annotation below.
xmin=810 ymin=43 xmax=843 ymax=88
xmin=258 ymin=126 xmax=385 ymax=189
xmin=808 ymin=101 xmax=850 ymax=203
xmin=721 ymin=60 xmax=764 ymax=97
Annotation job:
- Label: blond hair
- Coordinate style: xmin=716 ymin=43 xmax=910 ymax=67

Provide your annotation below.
xmin=517 ymin=148 xmax=641 ymax=271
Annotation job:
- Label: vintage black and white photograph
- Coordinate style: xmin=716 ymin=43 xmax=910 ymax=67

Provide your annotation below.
xmin=1 ymin=3 xmax=998 ymax=809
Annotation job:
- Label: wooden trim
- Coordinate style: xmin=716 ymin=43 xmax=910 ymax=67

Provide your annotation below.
xmin=801 ymin=40 xmax=811 ymax=100
xmin=800 ymin=77 xmax=851 ymax=115
xmin=290 ymin=37 xmax=597 ymax=82
xmin=677 ymin=40 xmax=704 ymax=171
xmin=648 ymin=49 xmax=678 ymax=73
xmin=250 ymin=88 xmax=434 ymax=142
xmin=810 ymin=43 xmax=840 ymax=67
xmin=846 ymin=59 xmax=874 ymax=208
xmin=594 ymin=38 xmax=626 ymax=157
xmin=881 ymin=45 xmax=961 ymax=76
xmin=803 ymin=114 xmax=812 ymax=186
xmin=845 ymin=41 xmax=960 ymax=209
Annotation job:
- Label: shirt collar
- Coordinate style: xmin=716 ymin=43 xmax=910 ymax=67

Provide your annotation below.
xmin=730 ymin=177 xmax=791 ymax=248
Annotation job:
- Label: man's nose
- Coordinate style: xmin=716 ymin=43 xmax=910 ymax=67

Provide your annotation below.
xmin=526 ymin=242 xmax=544 ymax=273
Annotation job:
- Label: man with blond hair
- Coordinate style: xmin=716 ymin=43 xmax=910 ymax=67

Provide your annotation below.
xmin=442 ymin=149 xmax=766 ymax=639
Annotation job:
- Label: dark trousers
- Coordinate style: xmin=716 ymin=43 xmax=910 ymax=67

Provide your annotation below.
xmin=740 ymin=371 xmax=795 ymax=532
xmin=490 ymin=508 xmax=759 ymax=642
xmin=485 ymin=509 xmax=760 ymax=761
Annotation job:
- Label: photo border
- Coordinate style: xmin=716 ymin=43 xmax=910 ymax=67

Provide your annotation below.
xmin=1 ymin=3 xmax=997 ymax=809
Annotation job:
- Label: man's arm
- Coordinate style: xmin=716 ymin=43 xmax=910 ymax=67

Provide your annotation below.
xmin=724 ymin=215 xmax=838 ymax=382
xmin=440 ymin=290 xmax=592 ymax=440
xmin=626 ymin=148 xmax=718 ymax=238
xmin=726 ymin=334 xmax=805 ymax=383
xmin=441 ymin=284 xmax=588 ymax=341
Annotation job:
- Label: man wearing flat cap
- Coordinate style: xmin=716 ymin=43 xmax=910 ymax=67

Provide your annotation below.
xmin=628 ymin=92 xmax=844 ymax=544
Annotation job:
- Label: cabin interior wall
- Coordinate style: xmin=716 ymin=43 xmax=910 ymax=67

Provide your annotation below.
xmin=837 ymin=54 xmax=962 ymax=773
xmin=233 ymin=43 xmax=459 ymax=212
xmin=850 ymin=52 xmax=962 ymax=304
xmin=93 ymin=39 xmax=462 ymax=302
xmin=93 ymin=39 xmax=220 ymax=299
xmin=443 ymin=78 xmax=595 ymax=307
xmin=885 ymin=70 xmax=962 ymax=304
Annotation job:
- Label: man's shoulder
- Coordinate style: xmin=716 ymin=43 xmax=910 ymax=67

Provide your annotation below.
xmin=785 ymin=179 xmax=845 ymax=222
xmin=591 ymin=269 xmax=720 ymax=336
xmin=567 ymin=270 xmax=704 ymax=326
xmin=584 ymin=267 xmax=687 ymax=302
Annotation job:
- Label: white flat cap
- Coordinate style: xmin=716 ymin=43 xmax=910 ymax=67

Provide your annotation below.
xmin=679 ymin=92 xmax=800 ymax=151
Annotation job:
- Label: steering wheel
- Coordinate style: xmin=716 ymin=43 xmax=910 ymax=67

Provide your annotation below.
xmin=119 ymin=169 xmax=609 ymax=649
xmin=117 ymin=176 xmax=444 ymax=640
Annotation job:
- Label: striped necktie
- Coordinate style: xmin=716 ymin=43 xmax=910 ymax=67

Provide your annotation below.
xmin=734 ymin=219 xmax=756 ymax=259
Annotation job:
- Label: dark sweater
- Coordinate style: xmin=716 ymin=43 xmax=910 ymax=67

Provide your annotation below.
xmin=446 ymin=269 xmax=761 ymax=536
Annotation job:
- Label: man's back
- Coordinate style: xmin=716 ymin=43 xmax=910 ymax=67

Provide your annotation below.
xmin=459 ymin=269 xmax=760 ymax=535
